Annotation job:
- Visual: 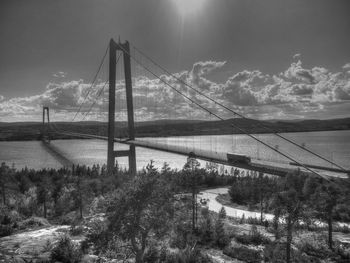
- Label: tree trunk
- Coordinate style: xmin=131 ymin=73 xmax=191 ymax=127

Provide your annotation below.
xmin=273 ymin=213 xmax=280 ymax=240
xmin=79 ymin=204 xmax=83 ymax=219
xmin=131 ymin=236 xmax=143 ymax=263
xmin=286 ymin=217 xmax=293 ymax=263
xmin=79 ymin=194 xmax=83 ymax=219
xmin=135 ymin=251 xmax=143 ymax=263
xmin=195 ymin=193 xmax=198 ymax=227
xmin=328 ymin=213 xmax=333 ymax=250
xmin=192 ymin=186 xmax=195 ymax=231
xmin=260 ymin=196 xmax=263 ymax=223
xmin=1 ymin=185 xmax=5 ymax=205
xmin=43 ymin=199 xmax=47 ymax=218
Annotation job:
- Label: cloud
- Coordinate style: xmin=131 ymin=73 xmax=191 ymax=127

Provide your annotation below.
xmin=228 ymin=71 xmax=251 ymax=82
xmin=293 ymin=53 xmax=301 ymax=59
xmin=290 ymin=84 xmax=313 ymax=96
xmin=191 ymin=61 xmax=226 ymax=77
xmin=343 ymin=63 xmax=350 ymax=74
xmin=190 ymin=61 xmax=226 ymax=91
xmin=284 ymin=60 xmax=315 ymax=83
xmin=343 ymin=63 xmax=350 ymax=70
xmin=1 ymin=58 xmax=350 ymax=122
xmin=221 ymin=76 xmax=258 ymax=106
xmin=53 ymin=71 xmax=67 ymax=78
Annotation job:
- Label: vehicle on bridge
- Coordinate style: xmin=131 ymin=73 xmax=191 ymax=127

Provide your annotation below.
xmin=227 ymin=152 xmax=251 ymax=164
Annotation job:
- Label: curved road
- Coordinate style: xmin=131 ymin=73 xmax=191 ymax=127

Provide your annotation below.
xmin=198 ymin=187 xmax=274 ymax=220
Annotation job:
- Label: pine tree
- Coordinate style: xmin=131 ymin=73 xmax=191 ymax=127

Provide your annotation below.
xmin=215 ymin=207 xmax=229 ymax=248
xmin=218 ymin=206 xmax=226 ymax=220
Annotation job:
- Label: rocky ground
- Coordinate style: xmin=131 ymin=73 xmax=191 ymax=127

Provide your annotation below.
xmin=0 ymin=225 xmax=71 ymax=262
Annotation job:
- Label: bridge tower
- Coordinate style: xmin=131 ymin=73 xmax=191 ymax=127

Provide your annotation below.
xmin=42 ymin=106 xmax=50 ymax=143
xmin=107 ymin=38 xmax=136 ymax=175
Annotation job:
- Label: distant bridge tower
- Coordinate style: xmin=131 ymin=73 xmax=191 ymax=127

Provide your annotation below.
xmin=107 ymin=38 xmax=136 ymax=175
xmin=42 ymin=106 xmax=50 ymax=143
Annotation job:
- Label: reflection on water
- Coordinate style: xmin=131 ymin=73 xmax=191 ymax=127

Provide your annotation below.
xmin=0 ymin=130 xmax=349 ymax=171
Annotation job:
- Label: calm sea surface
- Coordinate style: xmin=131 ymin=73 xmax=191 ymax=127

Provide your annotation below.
xmin=0 ymin=130 xmax=349 ymax=171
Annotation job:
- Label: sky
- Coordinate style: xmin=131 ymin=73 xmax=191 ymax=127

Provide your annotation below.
xmin=0 ymin=0 xmax=350 ymax=122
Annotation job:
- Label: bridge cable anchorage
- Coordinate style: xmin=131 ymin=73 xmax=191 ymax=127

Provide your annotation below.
xmin=117 ymin=43 xmax=330 ymax=180
xmin=80 ymin=53 xmax=122 ymax=122
xmin=131 ymin=44 xmax=347 ymax=173
xmin=71 ymin=43 xmax=110 ymax=122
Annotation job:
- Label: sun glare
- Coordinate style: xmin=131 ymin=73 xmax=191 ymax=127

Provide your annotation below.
xmin=172 ymin=0 xmax=206 ymax=16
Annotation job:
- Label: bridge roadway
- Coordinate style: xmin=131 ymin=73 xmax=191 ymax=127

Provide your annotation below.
xmin=52 ymin=131 xmax=349 ymax=179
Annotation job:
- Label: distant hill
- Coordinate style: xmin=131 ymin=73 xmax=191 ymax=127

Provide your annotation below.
xmin=0 ymin=117 xmax=350 ymax=141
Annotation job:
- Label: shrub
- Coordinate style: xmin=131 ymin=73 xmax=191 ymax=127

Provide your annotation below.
xmin=334 ymin=244 xmax=350 ymax=262
xmin=264 ymin=241 xmax=316 ymax=263
xmin=216 ymin=233 xmax=230 ymax=249
xmin=0 ymin=205 xmax=21 ymax=228
xmin=296 ymin=232 xmax=330 ymax=258
xmin=263 ymin=242 xmax=285 ymax=263
xmin=18 ymin=216 xmax=50 ymax=230
xmin=198 ymin=216 xmax=214 ymax=245
xmin=223 ymin=245 xmax=262 ymax=263
xmin=235 ymin=225 xmax=270 ymax=246
xmin=143 ymin=244 xmax=159 ymax=263
xmin=82 ymin=217 xmax=109 ymax=253
xmin=159 ymin=244 xmax=167 ymax=262
xmin=50 ymin=234 xmax=82 ymax=263
xmin=239 ymin=214 xmax=245 ymax=224
xmin=89 ymin=237 xmax=133 ymax=261
xmin=218 ymin=207 xmax=226 ymax=220
xmin=169 ymin=217 xmax=193 ymax=249
xmin=335 ymin=224 xmax=350 ymax=234
xmin=57 ymin=211 xmax=78 ymax=225
xmin=235 ymin=232 xmax=270 ymax=246
xmin=69 ymin=224 xmax=84 ymax=236
xmin=165 ymin=247 xmax=213 ymax=263
xmin=246 ymin=217 xmax=262 ymax=225
xmin=88 ymin=195 xmax=109 ymax=215
xmin=214 ymin=216 xmax=230 ymax=249
xmin=0 ymin=224 xmax=13 ymax=237
xmin=17 ymin=187 xmax=39 ymax=217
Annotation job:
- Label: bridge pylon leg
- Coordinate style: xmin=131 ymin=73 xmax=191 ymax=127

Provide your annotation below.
xmin=107 ymin=39 xmax=117 ymax=173
xmin=42 ymin=106 xmax=50 ymax=143
xmin=107 ymin=38 xmax=137 ymax=176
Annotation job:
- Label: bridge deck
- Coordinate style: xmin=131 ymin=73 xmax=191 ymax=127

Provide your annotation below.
xmin=53 ymin=131 xmax=349 ymax=178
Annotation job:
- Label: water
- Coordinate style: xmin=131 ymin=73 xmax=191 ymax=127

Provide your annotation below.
xmin=0 ymin=130 xmax=349 ymax=171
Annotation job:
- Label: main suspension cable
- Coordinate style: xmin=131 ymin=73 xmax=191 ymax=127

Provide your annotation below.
xmin=80 ymin=79 xmax=109 ymax=122
xmin=117 ymin=43 xmax=328 ymax=180
xmin=131 ymin=44 xmax=346 ymax=173
xmin=80 ymin=53 xmax=122 ymax=122
xmin=72 ymin=44 xmax=109 ymax=122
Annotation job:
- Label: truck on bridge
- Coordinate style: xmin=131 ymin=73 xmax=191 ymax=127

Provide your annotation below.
xmin=227 ymin=152 xmax=251 ymax=165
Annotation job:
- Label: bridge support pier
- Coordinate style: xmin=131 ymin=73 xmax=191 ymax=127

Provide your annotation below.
xmin=107 ymin=38 xmax=136 ymax=175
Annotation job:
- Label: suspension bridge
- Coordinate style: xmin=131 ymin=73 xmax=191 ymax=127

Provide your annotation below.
xmin=41 ymin=38 xmax=350 ymax=179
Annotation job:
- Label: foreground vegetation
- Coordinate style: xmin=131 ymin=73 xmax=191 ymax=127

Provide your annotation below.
xmin=0 ymin=160 xmax=349 ymax=262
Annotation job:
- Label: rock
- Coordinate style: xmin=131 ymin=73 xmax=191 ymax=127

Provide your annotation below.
xmin=0 ymin=225 xmax=70 ymax=261
xmin=81 ymin=254 xmax=99 ymax=263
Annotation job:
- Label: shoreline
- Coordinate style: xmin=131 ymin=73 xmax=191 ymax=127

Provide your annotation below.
xmin=1 ymin=127 xmax=350 ymax=142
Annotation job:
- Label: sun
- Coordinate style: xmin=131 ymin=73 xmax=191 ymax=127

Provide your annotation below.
xmin=172 ymin=0 xmax=206 ymax=16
